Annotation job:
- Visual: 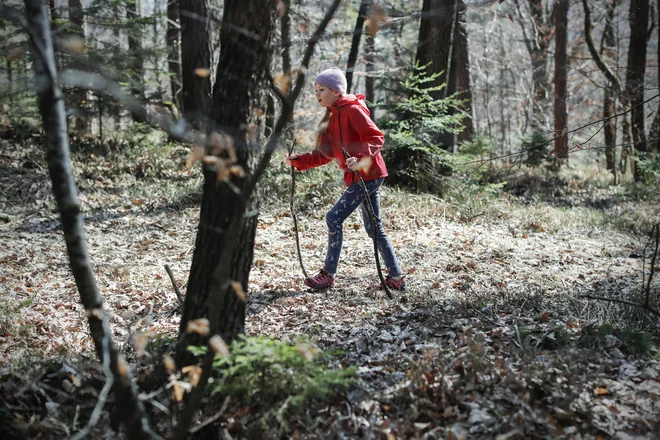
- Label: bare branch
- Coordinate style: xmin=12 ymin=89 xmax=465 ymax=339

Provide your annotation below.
xmin=581 ymin=0 xmax=620 ymax=90
xmin=59 ymin=69 xmax=204 ymax=145
xmin=580 ymin=295 xmax=660 ymax=318
xmin=189 ymin=396 xmax=230 ymax=434
xmin=455 ymin=93 xmax=660 ymax=167
xmin=70 ymin=316 xmax=114 ymax=440
xmin=643 ymin=223 xmax=659 ymax=308
xmin=165 ymin=264 xmax=184 ymax=305
xmin=0 ymin=4 xmax=30 ymax=31
xmin=22 ymin=1 xmax=162 ymax=438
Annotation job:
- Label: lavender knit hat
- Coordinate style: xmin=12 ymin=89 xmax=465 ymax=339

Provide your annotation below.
xmin=315 ymin=67 xmax=347 ymax=94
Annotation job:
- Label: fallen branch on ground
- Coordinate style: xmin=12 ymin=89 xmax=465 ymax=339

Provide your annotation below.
xmin=165 ymin=264 xmax=184 ymax=305
xmin=581 ymin=222 xmax=660 ymax=319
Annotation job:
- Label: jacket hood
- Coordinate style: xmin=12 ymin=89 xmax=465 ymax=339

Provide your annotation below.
xmin=333 ymin=94 xmax=370 ymax=115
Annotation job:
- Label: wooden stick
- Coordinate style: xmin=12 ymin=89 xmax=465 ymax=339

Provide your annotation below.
xmin=165 ymin=264 xmax=184 ymax=305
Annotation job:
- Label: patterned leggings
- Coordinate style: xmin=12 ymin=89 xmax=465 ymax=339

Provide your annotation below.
xmin=324 ymin=178 xmax=403 ymax=278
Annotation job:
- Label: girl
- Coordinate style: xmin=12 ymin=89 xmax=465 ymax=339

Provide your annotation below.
xmin=286 ymin=67 xmax=406 ymax=291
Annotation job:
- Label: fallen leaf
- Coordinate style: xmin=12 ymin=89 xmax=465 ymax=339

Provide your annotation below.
xmin=194 ymin=67 xmax=211 ymax=78
xmin=186 ymin=318 xmax=210 ymax=336
xmin=208 ymin=336 xmax=228 ymax=358
xmin=595 ymin=386 xmax=610 ymax=395
xmin=231 ymin=281 xmax=245 ymax=301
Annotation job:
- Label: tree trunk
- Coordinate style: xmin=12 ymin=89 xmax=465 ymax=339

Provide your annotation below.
xmin=602 ymin=0 xmax=617 ymax=179
xmin=440 ymin=5 xmax=459 ymax=151
xmin=126 ymin=0 xmax=145 ymax=122
xmin=180 ymin=0 xmax=212 ymax=128
xmin=281 ymin=0 xmax=292 ymax=75
xmin=167 ymin=0 xmax=182 ymax=111
xmin=514 ymin=0 xmax=552 ymax=134
xmin=648 ymin=0 xmax=660 ymax=153
xmin=6 ymin=59 xmax=12 ymax=105
xmin=415 ymin=0 xmax=457 ymax=100
xmin=603 ymin=87 xmax=617 ymax=177
xmin=365 ymin=33 xmax=375 ymax=118
xmin=67 ymin=0 xmax=88 ymax=135
xmin=626 ymin=0 xmax=649 ymax=181
xmin=176 ymin=0 xmax=275 ymax=367
xmin=553 ymin=0 xmax=569 ymax=164
xmin=528 ymin=0 xmax=551 ymax=134
xmin=346 ymin=0 xmax=370 ymax=94
xmin=583 ymin=0 xmax=619 ymax=178
xmin=279 ymin=0 xmax=293 ymax=137
xmin=23 ymin=1 xmax=158 ymax=437
xmin=455 ymin=0 xmax=473 ymax=144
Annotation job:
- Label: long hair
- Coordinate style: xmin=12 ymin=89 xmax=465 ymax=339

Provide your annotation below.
xmin=314 ymin=109 xmax=332 ymax=148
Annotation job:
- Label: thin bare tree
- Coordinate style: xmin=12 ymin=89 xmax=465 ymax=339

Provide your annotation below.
xmin=625 ymin=0 xmax=649 ymax=180
xmin=3 ymin=0 xmax=161 ymax=438
xmin=553 ymin=0 xmax=569 ymax=163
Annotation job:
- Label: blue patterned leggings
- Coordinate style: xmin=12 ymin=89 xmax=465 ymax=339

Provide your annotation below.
xmin=324 ymin=178 xmax=403 ymax=278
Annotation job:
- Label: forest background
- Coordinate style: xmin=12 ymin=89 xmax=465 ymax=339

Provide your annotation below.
xmin=0 ymin=0 xmax=659 ymax=439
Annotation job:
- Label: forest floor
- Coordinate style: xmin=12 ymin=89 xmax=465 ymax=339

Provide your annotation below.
xmin=1 ymin=139 xmax=659 ymax=439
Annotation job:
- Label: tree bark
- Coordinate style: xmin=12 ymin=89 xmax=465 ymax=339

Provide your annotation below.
xmin=648 ymin=1 xmax=660 ymax=153
xmin=22 ymin=1 xmax=159 ymax=438
xmin=625 ymin=0 xmax=649 ymax=181
xmin=553 ymin=0 xmax=569 ymax=163
xmin=415 ymin=0 xmax=457 ymax=100
xmin=582 ymin=0 xmax=620 ymax=178
xmin=602 ymin=0 xmax=618 ymax=177
xmin=346 ymin=0 xmax=371 ymax=94
xmin=173 ymin=4 xmax=342 ymax=436
xmin=126 ymin=0 xmax=145 ymax=122
xmin=176 ymin=0 xmax=276 ymax=367
xmin=180 ymin=0 xmax=212 ymax=128
xmin=455 ymin=0 xmax=473 ymax=144
xmin=365 ymin=33 xmax=375 ymax=118
xmin=440 ymin=5 xmax=459 ymax=151
xmin=167 ymin=0 xmax=182 ymax=111
xmin=67 ymin=0 xmax=88 ymax=134
xmin=514 ymin=0 xmax=552 ymax=134
xmin=279 ymin=0 xmax=293 ymax=136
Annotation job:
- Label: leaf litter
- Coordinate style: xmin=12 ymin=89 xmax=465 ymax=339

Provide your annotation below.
xmin=0 ymin=139 xmax=658 ymax=438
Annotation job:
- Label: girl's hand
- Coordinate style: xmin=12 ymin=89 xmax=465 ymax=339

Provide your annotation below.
xmin=285 ymin=154 xmax=298 ymax=167
xmin=346 ymin=156 xmax=359 ymax=171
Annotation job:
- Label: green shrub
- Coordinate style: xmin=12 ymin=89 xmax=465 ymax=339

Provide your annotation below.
xmin=578 ymin=324 xmax=655 ymax=356
xmin=636 ymin=152 xmax=660 ymax=185
xmin=378 ymin=63 xmax=465 ymax=193
xmin=521 ymin=132 xmax=551 ymax=168
xmin=189 ymin=336 xmax=355 ymax=430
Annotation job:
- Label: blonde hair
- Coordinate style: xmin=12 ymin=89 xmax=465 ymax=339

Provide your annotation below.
xmin=314 ymin=109 xmax=332 ymax=148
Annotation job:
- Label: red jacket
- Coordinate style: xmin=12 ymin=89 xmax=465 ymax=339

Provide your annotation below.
xmin=292 ymin=94 xmax=388 ymax=186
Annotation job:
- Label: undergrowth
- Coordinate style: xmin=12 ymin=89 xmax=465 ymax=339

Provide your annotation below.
xmin=188 ymin=336 xmax=355 ymax=433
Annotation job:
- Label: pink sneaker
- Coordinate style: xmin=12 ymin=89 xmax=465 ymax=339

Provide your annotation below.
xmin=305 ymin=270 xmax=335 ymax=290
xmin=381 ymin=276 xmax=407 ymax=291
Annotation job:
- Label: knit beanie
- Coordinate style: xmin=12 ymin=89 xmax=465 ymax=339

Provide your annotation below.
xmin=315 ymin=67 xmax=347 ymax=94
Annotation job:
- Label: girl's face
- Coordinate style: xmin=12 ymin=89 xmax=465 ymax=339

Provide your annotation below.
xmin=315 ymin=84 xmax=341 ymax=108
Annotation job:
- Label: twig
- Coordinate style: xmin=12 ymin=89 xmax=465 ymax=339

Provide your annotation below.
xmin=455 ymin=92 xmax=660 ymax=167
xmin=70 ymin=317 xmax=114 ymax=440
xmin=580 ymin=295 xmax=660 ymax=318
xmin=59 ymin=69 xmax=204 ymax=146
xmin=189 ymin=396 xmax=230 ymax=434
xmin=165 ymin=264 xmax=184 ymax=305
xmin=582 ymin=222 xmax=660 ymax=319
xmin=643 ymin=223 xmax=659 ymax=309
xmin=287 ymin=139 xmax=309 ymax=279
